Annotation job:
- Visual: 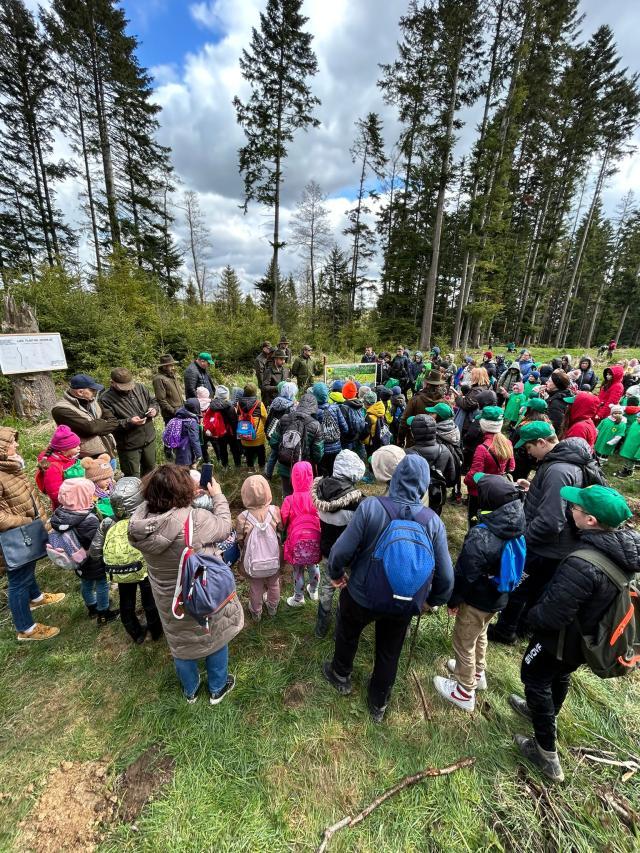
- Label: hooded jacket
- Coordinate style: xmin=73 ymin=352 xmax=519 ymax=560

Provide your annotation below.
xmin=399 ymin=387 xmax=446 ymax=445
xmin=36 ymin=449 xmax=77 ymax=509
xmin=270 ymin=394 xmax=323 ymax=477
xmin=407 ymin=415 xmax=457 ymax=486
xmin=464 ymin=434 xmax=515 ymax=495
xmin=128 ymin=496 xmax=242 ymax=659
xmin=577 ymin=357 xmax=597 ymax=392
xmin=596 ymin=365 xmax=625 ymax=421
xmin=327 ymin=455 xmax=454 ymax=610
xmin=460 ymin=389 xmax=498 ymax=450
xmin=364 ymin=400 xmax=386 ymax=446
xmin=281 ymin=461 xmax=321 ymax=563
xmin=312 ymin=450 xmax=365 ymax=556
xmin=236 ymin=475 xmax=281 ymax=566
xmin=450 ymin=487 xmax=526 ymax=612
xmin=209 ymin=397 xmax=239 ymax=435
xmin=315 ymin=400 xmax=349 ymax=455
xmin=524 ymin=437 xmax=591 ymax=558
xmin=545 ymin=388 xmax=569 ymax=433
xmin=496 ymin=366 xmax=522 ymax=397
xmin=529 ymin=527 xmax=640 ymax=666
xmin=172 ymin=404 xmax=202 ymax=466
xmin=562 ymin=391 xmax=599 ymax=448
xmin=435 ymin=418 xmax=460 ymax=448
xmin=338 ymin=398 xmax=368 ymax=448
xmin=518 ymin=357 xmax=534 ymax=381
xmin=50 ymin=505 xmax=104 ymax=580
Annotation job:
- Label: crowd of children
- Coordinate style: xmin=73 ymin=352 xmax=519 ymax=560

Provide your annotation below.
xmin=2 ymin=344 xmax=639 ymax=786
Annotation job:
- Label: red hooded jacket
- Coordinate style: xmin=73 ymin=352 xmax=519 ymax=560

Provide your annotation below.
xmin=596 ymin=364 xmax=624 ymax=422
xmin=563 ymin=391 xmax=599 ymax=448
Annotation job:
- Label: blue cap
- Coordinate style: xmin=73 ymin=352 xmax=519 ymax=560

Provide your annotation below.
xmin=331 ymin=379 xmax=344 ymax=392
xmin=69 ymin=374 xmax=103 ymax=391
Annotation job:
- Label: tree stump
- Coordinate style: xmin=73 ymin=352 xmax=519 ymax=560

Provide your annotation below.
xmin=1 ymin=295 xmax=58 ymax=421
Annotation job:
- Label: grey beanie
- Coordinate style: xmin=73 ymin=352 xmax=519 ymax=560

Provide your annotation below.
xmin=215 ymin=385 xmax=230 ymax=401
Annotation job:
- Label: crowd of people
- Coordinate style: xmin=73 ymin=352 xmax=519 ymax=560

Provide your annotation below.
xmin=0 ymin=341 xmax=639 ymax=784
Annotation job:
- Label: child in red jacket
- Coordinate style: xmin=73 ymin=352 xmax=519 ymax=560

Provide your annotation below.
xmin=464 ymin=407 xmax=514 ymax=527
xmin=561 ymin=391 xmax=599 ymax=448
xmin=36 ymin=426 xmax=81 ymax=509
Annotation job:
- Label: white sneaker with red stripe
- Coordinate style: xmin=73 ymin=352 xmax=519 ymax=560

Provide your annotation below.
xmin=433 ymin=676 xmax=475 ymax=712
xmin=447 ymin=659 xmax=487 ymax=690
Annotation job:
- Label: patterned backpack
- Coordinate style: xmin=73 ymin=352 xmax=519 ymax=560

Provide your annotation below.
xmin=162 ymin=418 xmax=184 ymax=449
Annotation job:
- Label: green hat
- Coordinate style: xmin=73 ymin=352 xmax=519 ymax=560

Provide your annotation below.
xmin=525 ymin=397 xmax=548 ymax=413
xmin=475 ymin=405 xmax=504 ymax=422
xmin=426 ymin=402 xmax=453 ymax=419
xmin=515 ymin=421 xmax=555 ymax=448
xmin=563 ymin=395 xmax=575 ymax=404
xmin=406 ymin=416 xmax=415 ymax=427
xmin=560 ymin=485 xmax=632 ymax=528
xmin=197 ymin=352 xmax=213 ymax=363
xmin=473 ymin=472 xmax=485 ymax=484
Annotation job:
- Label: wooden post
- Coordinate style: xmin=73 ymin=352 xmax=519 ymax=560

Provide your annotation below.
xmin=1 ymin=295 xmax=58 ymax=420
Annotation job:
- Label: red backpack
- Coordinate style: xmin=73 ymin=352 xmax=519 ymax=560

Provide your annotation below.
xmin=203 ymin=408 xmax=227 ymax=439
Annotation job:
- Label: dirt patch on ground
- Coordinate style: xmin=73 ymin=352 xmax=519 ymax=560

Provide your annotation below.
xmin=114 ymin=745 xmax=175 ymax=823
xmin=19 ymin=761 xmax=114 ymax=853
xmin=283 ymin=681 xmax=313 ymax=709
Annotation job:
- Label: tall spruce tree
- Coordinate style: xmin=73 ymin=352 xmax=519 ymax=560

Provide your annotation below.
xmin=289 ymin=180 xmax=332 ymax=329
xmin=233 ymin=0 xmax=320 ymax=324
xmin=217 ymin=265 xmax=243 ymax=317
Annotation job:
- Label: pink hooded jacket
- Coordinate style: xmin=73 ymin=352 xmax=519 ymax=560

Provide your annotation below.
xmin=596 ymin=364 xmax=624 ymax=422
xmin=281 ymin=461 xmax=320 ymax=564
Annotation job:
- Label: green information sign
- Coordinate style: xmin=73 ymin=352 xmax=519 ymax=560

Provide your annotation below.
xmin=325 ymin=362 xmax=377 ymax=385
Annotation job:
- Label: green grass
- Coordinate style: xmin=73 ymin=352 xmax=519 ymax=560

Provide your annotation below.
xmin=2 ymin=382 xmax=640 ymax=851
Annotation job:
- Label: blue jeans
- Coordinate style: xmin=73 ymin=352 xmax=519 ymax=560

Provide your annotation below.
xmin=7 ymin=561 xmax=40 ymax=633
xmin=80 ymin=576 xmax=110 ymax=611
xmin=174 ymin=645 xmax=228 ymax=698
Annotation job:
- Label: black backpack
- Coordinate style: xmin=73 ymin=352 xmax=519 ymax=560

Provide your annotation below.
xmin=278 ymin=416 xmax=308 ymax=466
xmin=581 ymin=457 xmax=608 ymax=488
xmin=557 ymin=548 xmax=640 ymax=678
xmin=427 ymin=446 xmax=448 ymax=512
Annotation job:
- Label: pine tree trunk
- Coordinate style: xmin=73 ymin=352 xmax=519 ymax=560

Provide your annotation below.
xmin=419 ymin=42 xmax=461 ymax=350
xmin=74 ymin=65 xmax=101 ymax=275
xmin=123 ymin=114 xmax=143 ymax=267
xmin=616 ymin=303 xmax=630 ymax=344
xmin=34 ymin=117 xmax=60 ymax=259
xmin=89 ymin=31 xmax=120 ymax=247
xmin=554 ymin=148 xmax=609 ymax=347
xmin=13 ymin=188 xmax=36 ymax=281
xmin=1 ymin=295 xmax=57 ymax=421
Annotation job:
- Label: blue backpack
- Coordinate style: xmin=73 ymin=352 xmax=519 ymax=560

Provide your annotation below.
xmin=172 ymin=513 xmax=237 ymax=631
xmin=366 ymin=497 xmax=436 ymax=616
xmin=477 ymin=525 xmax=526 ymax=593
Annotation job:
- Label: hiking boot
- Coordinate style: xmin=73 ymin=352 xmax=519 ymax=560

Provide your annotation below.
xmin=287 ymin=595 xmax=304 ymax=608
xmin=433 ymin=676 xmax=475 ymax=712
xmin=614 ymin=466 xmax=634 ymax=479
xmin=210 ymin=675 xmax=235 ymax=706
xmin=487 ymin=624 xmax=517 ymax=645
xmin=307 ymin=583 xmax=319 ymax=602
xmin=322 ymin=660 xmax=352 ymax=695
xmin=315 ymin=606 xmax=331 ymax=639
xmin=367 ymin=695 xmax=387 ymax=723
xmin=514 ymin=735 xmax=564 ymax=782
xmin=508 ymin=693 xmax=533 ymax=721
xmin=248 ymin=607 xmax=262 ymax=623
xmin=87 ymin=603 xmax=99 ymax=619
xmin=96 ymin=608 xmax=120 ymax=626
xmin=447 ymin=659 xmax=486 ymax=690
xmin=17 ymin=623 xmax=60 ymax=641
xmin=29 ymin=592 xmax=65 ymax=610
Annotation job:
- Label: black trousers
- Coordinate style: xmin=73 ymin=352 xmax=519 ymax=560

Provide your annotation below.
xmin=203 ymin=435 xmax=242 ymax=467
xmin=332 ymin=587 xmax=412 ymax=708
xmin=521 ymin=639 xmax=578 ymax=751
xmin=244 ymin=445 xmax=266 ymax=467
xmin=495 ymin=553 xmax=559 ymax=638
xmin=318 ymin=451 xmax=338 ymax=477
xmin=118 ymin=577 xmax=162 ymax=641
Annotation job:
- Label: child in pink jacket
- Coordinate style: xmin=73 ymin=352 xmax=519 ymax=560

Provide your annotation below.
xmin=281 ymin=461 xmax=321 ymax=607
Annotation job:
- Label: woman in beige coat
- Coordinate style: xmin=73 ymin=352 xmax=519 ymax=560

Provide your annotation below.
xmin=128 ymin=464 xmax=244 ymax=704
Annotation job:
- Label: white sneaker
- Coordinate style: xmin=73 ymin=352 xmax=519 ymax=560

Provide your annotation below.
xmin=287 ymin=596 xmax=305 ymax=608
xmin=307 ymin=584 xmax=319 ymax=602
xmin=433 ymin=676 xmax=475 ymax=712
xmin=447 ymin=659 xmax=487 ymax=691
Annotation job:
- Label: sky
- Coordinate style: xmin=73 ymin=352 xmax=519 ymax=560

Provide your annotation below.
xmin=23 ymin=0 xmax=640 ymax=294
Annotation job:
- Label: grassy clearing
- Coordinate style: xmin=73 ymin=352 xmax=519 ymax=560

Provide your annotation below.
xmin=1 ymin=366 xmax=640 ymax=851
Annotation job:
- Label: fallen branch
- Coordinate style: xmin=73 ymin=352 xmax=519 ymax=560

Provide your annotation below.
xmin=411 ymin=669 xmax=432 ymax=721
xmin=570 ymin=747 xmax=639 ymax=776
xmin=597 ymin=787 xmax=639 ymax=829
xmin=316 ymin=757 xmax=475 ymax=853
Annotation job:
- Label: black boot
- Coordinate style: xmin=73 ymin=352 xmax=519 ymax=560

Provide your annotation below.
xmin=614 ymin=466 xmax=634 ymax=479
xmin=487 ymin=623 xmax=517 ymax=645
xmin=97 ymin=607 xmax=120 ymax=626
xmin=146 ymin=619 xmax=163 ymax=641
xmin=87 ymin=603 xmax=99 ymax=619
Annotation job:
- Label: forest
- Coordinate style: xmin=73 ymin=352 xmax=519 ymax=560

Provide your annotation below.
xmin=1 ymin=0 xmax=639 ymax=370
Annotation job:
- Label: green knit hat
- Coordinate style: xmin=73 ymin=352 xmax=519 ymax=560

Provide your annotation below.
xmin=514 ymin=421 xmax=555 ymax=448
xmin=560 ymin=485 xmax=632 ymax=528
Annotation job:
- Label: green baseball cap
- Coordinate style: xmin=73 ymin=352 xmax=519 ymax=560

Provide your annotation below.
xmin=525 ymin=398 xmax=548 ymax=413
xmin=563 ymin=395 xmax=576 ymax=404
xmin=426 ymin=402 xmax=453 ymax=419
xmin=560 ymin=485 xmax=632 ymax=528
xmin=475 ymin=405 xmax=504 ymax=422
xmin=197 ymin=352 xmax=213 ymax=363
xmin=514 ymin=421 xmax=555 ymax=448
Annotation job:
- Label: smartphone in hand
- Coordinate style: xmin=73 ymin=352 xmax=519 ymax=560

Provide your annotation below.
xmin=200 ymin=463 xmax=213 ymax=489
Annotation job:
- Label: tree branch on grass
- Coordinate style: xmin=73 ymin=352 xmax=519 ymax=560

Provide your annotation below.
xmin=316 ymin=757 xmax=475 ymax=853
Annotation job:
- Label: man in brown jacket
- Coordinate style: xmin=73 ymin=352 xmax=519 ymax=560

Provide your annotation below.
xmin=100 ymin=369 xmax=158 ymax=477
xmin=398 ymin=369 xmax=446 ymax=447
xmin=152 ymin=355 xmax=184 ymax=460
xmin=51 ymin=374 xmax=117 ymax=460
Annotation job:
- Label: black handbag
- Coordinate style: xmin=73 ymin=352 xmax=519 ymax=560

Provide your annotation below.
xmin=0 ymin=497 xmax=48 ymax=570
